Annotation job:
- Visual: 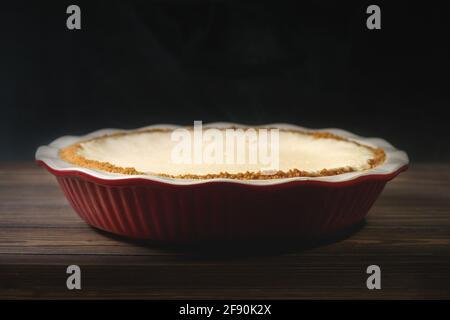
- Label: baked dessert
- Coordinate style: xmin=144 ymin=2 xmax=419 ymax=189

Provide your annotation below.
xmin=59 ymin=128 xmax=385 ymax=180
xmin=37 ymin=124 xmax=407 ymax=241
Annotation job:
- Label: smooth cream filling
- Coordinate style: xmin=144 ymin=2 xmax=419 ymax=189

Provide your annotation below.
xmin=76 ymin=130 xmax=377 ymax=176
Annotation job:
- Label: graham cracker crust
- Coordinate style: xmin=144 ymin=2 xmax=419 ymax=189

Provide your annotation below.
xmin=59 ymin=128 xmax=386 ymax=180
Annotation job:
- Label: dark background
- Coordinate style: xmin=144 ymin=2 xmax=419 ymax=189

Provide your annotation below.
xmin=1 ymin=1 xmax=448 ymax=161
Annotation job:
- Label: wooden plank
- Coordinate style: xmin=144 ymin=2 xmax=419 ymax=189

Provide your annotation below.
xmin=0 ymin=162 xmax=449 ymax=298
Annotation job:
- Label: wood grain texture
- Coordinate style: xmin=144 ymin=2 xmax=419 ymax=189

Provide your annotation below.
xmin=0 ymin=162 xmax=449 ymax=299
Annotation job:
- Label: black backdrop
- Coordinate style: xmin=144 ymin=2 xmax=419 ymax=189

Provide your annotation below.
xmin=1 ymin=1 xmax=449 ymax=161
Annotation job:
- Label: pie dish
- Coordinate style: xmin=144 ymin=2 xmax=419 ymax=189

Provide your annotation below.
xmin=36 ymin=123 xmax=409 ymax=241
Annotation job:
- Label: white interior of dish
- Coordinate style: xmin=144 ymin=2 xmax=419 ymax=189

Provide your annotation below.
xmin=35 ymin=123 xmax=409 ymax=185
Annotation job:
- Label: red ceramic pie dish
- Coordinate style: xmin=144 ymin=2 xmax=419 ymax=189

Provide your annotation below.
xmin=35 ymin=123 xmax=409 ymax=242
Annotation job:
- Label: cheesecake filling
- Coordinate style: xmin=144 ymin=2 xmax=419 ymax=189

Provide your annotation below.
xmin=68 ymin=129 xmax=383 ymax=177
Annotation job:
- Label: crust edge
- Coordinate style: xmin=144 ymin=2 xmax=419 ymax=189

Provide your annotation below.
xmin=59 ymin=128 xmax=386 ymax=180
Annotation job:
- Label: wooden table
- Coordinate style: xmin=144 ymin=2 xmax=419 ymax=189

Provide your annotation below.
xmin=1 ymin=162 xmax=449 ymax=299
